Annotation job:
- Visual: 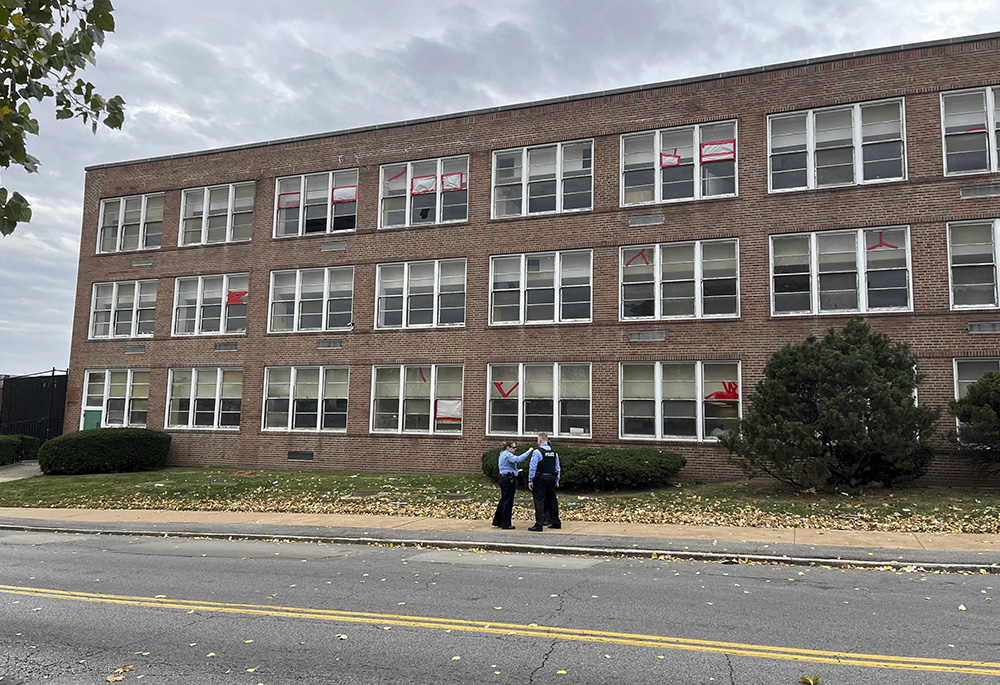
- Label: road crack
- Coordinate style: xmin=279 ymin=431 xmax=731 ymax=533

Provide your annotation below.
xmin=527 ymin=638 xmax=557 ymax=683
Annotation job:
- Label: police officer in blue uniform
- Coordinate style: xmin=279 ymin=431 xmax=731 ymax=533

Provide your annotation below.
xmin=527 ymin=432 xmax=561 ymax=531
xmin=492 ymin=441 xmax=531 ymax=529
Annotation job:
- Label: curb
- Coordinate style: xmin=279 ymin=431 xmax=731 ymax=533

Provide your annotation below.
xmin=3 ymin=522 xmax=999 ymax=574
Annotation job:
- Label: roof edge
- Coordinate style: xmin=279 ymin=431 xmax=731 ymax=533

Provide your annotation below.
xmin=85 ymin=30 xmax=1000 ymax=172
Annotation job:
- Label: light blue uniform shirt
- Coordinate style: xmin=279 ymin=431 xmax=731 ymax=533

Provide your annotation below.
xmin=498 ymin=448 xmax=531 ymax=476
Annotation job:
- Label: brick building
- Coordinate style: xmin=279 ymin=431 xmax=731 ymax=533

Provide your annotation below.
xmin=67 ymin=33 xmax=1000 ymax=483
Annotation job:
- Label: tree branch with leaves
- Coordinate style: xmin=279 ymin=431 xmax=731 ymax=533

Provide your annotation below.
xmin=0 ymin=0 xmax=124 ymax=235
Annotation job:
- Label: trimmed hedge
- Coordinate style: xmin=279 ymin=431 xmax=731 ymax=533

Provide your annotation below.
xmin=0 ymin=435 xmax=41 ymax=465
xmin=481 ymin=443 xmax=686 ymax=491
xmin=37 ymin=428 xmax=171 ymax=475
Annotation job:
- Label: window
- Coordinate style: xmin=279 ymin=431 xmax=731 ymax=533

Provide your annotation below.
xmin=167 ymin=367 xmax=242 ymax=429
xmin=771 ymin=227 xmax=911 ymax=315
xmin=98 ymin=194 xmax=164 ymax=253
xmin=180 ymin=182 xmax=254 ymax=246
xmin=263 ymin=366 xmax=349 ymax=431
xmin=955 ymin=358 xmax=1000 ymax=401
xmin=90 ymin=280 xmax=157 ymax=338
xmin=269 ymin=267 xmax=354 ymax=332
xmin=941 ymin=87 xmax=1000 ymax=175
xmin=274 ymin=169 xmax=357 ymax=237
xmin=173 ymin=273 xmax=249 ymax=335
xmin=768 ymin=99 xmax=905 ymax=191
xmin=371 ymin=365 xmax=464 ymax=434
xmin=487 ymin=363 xmax=591 ymax=437
xmin=620 ymin=361 xmax=740 ymax=441
xmin=621 ymin=121 xmax=737 ymax=205
xmin=493 ymin=140 xmax=593 ymax=217
xmin=380 ymin=155 xmax=469 ymax=228
xmin=81 ymin=369 xmax=150 ymax=429
xmin=621 ymin=239 xmax=739 ymax=319
xmin=491 ymin=250 xmax=592 ymax=324
xmin=375 ymin=259 xmax=466 ymax=329
xmin=949 ymin=219 xmax=1000 ymax=308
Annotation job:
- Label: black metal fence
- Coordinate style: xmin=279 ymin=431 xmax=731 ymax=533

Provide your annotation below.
xmin=0 ymin=369 xmax=67 ymax=444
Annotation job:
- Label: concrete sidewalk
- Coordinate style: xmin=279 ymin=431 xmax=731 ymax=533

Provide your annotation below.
xmin=1 ymin=461 xmax=997 ymax=570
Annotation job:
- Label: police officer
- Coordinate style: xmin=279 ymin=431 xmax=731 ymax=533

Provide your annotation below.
xmin=527 ymin=432 xmax=561 ymax=531
xmin=492 ymin=441 xmax=531 ymax=529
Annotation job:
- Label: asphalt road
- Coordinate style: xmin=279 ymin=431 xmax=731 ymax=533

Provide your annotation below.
xmin=1 ymin=530 xmax=997 ymax=684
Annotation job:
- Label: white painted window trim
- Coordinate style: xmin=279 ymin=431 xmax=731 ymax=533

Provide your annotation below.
xmin=766 ymin=98 xmax=907 ymax=193
xmin=261 ymin=365 xmax=350 ymax=433
xmin=618 ymin=361 xmax=741 ymax=442
xmin=267 ymin=266 xmax=355 ymax=333
xmin=80 ymin=368 xmax=150 ymax=429
xmin=272 ymin=169 xmax=359 ymax=238
xmin=491 ymin=139 xmax=594 ymax=219
xmin=377 ymin=154 xmax=470 ymax=229
xmin=96 ymin=193 xmax=164 ymax=254
xmin=369 ymin=364 xmax=465 ymax=435
xmin=164 ymin=367 xmax=242 ymax=430
xmin=374 ymin=259 xmax=466 ymax=330
xmin=618 ymin=239 xmax=740 ymax=321
xmin=940 ymin=86 xmax=1000 ymax=177
xmin=769 ymin=226 xmax=913 ymax=316
xmin=489 ymin=249 xmax=593 ymax=326
xmin=89 ymin=279 xmax=158 ymax=339
xmin=485 ymin=362 xmax=592 ymax=439
xmin=171 ymin=273 xmax=249 ymax=336
xmin=179 ymin=182 xmax=255 ymax=246
xmin=619 ymin=120 xmax=739 ymax=206
xmin=947 ymin=219 xmax=1000 ymax=310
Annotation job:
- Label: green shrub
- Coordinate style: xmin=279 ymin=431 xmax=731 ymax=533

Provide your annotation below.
xmin=0 ymin=436 xmax=18 ymax=466
xmin=37 ymin=428 xmax=171 ymax=475
xmin=0 ymin=435 xmax=41 ymax=465
xmin=950 ymin=370 xmax=1000 ymax=477
xmin=722 ymin=317 xmax=940 ymax=490
xmin=481 ymin=443 xmax=685 ymax=491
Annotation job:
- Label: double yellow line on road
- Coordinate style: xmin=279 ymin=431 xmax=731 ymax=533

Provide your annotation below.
xmin=3 ymin=584 xmax=998 ymax=676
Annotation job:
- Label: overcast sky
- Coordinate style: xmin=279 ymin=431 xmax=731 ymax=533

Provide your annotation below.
xmin=1 ymin=0 xmax=998 ymax=376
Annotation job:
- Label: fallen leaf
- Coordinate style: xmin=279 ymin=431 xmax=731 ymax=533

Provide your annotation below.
xmin=452 ymin=656 xmax=461 ymax=661
xmin=246 ymin=668 xmax=257 ymax=673
xmin=244 ymin=640 xmax=254 ymax=644
xmin=206 ymin=652 xmax=216 ymax=657
xmin=106 ymin=677 xmax=124 ymax=683
xmin=800 ymin=677 xmax=820 ymax=685
xmin=959 ymin=605 xmax=967 ymax=611
xmin=114 ymin=666 xmax=133 ymax=674
xmin=557 ymin=670 xmax=567 ymax=675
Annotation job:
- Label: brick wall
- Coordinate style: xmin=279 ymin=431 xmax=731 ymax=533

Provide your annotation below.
xmin=66 ymin=35 xmax=1000 ymax=486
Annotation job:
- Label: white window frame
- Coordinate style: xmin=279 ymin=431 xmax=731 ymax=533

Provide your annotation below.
xmin=489 ymin=250 xmax=593 ymax=325
xmin=179 ymin=182 xmax=255 ymax=246
xmin=268 ymin=267 xmax=354 ymax=333
xmin=370 ymin=364 xmax=465 ymax=435
xmin=620 ymin=120 xmax=738 ymax=206
xmin=165 ymin=367 xmax=243 ymax=430
xmin=492 ymin=139 xmax=594 ymax=218
xmin=97 ymin=193 xmax=165 ymax=253
xmin=172 ymin=273 xmax=249 ymax=336
xmin=619 ymin=239 xmax=740 ymax=320
xmin=954 ymin=358 xmax=1000 ymax=401
xmin=619 ymin=361 xmax=741 ymax=442
xmin=80 ymin=369 xmax=150 ymax=429
xmin=262 ymin=366 xmax=350 ymax=432
xmin=941 ymin=86 xmax=1000 ymax=176
xmin=89 ymin=280 xmax=158 ymax=339
xmin=378 ymin=155 xmax=469 ymax=229
xmin=767 ymin=99 xmax=906 ymax=192
xmin=770 ymin=227 xmax=912 ymax=316
xmin=948 ymin=219 xmax=1000 ymax=310
xmin=374 ymin=259 xmax=466 ymax=330
xmin=273 ymin=169 xmax=358 ymax=238
xmin=485 ymin=362 xmax=592 ymax=438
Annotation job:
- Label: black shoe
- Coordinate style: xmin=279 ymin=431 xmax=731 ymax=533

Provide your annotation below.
xmin=548 ymin=523 xmax=561 ymax=529
xmin=528 ymin=525 xmax=543 ymax=532
xmin=501 ymin=526 xmax=516 ymax=530
xmin=491 ymin=523 xmax=500 ymax=527
xmin=542 ymin=519 xmax=553 ymax=527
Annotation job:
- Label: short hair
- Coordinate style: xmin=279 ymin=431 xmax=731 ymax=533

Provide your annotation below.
xmin=537 ymin=432 xmax=548 ymax=442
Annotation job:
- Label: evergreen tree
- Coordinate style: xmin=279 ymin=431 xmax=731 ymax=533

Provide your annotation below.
xmin=722 ymin=317 xmax=940 ymax=490
xmin=950 ymin=370 xmax=1000 ymax=477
